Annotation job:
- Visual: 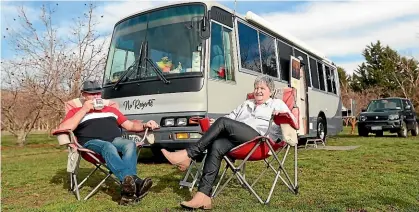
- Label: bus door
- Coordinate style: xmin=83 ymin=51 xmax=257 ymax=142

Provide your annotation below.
xmin=289 ymin=56 xmax=308 ymax=135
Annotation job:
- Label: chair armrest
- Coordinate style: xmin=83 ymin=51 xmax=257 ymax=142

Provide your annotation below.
xmin=51 ymin=128 xmax=73 ymax=136
xmin=52 ymin=128 xmax=81 ymax=147
xmin=273 ymin=113 xmax=299 ymax=130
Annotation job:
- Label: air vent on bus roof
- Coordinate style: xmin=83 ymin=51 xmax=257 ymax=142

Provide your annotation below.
xmin=210 ymin=7 xmax=233 ymax=28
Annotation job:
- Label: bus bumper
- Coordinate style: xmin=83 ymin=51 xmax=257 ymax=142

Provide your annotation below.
xmin=122 ymin=127 xmax=202 ymax=150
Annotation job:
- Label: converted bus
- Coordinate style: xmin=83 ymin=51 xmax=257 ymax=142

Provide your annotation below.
xmin=102 ymin=1 xmax=343 ymax=155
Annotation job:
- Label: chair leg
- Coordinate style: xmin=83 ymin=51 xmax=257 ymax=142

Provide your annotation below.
xmin=266 ymin=142 xmax=297 ymax=193
xmin=69 ymin=173 xmax=74 ymax=192
xmin=242 ymin=163 xmax=246 ymax=181
xmin=84 ymin=173 xmax=112 ymax=200
xmin=266 ymin=166 xmax=282 ymax=204
xmin=73 ymin=173 xmax=81 ymax=201
xmin=179 ymin=160 xmax=197 ymax=191
xmin=212 ymin=162 xmax=228 ymax=197
xmin=77 ymin=166 xmax=100 ymax=189
xmin=236 ymin=172 xmax=265 ymax=204
xmin=190 ymin=162 xmax=204 ymax=191
xmin=179 ymin=152 xmax=207 ymax=191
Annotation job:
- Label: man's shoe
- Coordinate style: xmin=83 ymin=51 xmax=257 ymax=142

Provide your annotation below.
xmin=135 ymin=177 xmax=153 ymax=200
xmin=119 ymin=176 xmax=136 ymax=205
xmin=119 ymin=194 xmax=136 ymax=206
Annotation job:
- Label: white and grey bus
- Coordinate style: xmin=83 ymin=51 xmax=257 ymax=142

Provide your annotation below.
xmin=102 ymin=1 xmax=342 ymax=154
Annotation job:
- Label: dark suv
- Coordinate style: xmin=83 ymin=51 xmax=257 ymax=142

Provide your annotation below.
xmin=357 ymin=98 xmax=418 ymax=137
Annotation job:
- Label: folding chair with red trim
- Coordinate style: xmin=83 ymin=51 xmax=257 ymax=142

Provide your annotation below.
xmin=52 ymin=99 xmax=151 ymax=201
xmin=180 ymin=87 xmax=300 ymax=204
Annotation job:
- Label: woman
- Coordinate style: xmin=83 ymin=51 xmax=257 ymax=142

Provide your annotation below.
xmin=161 ymin=75 xmax=293 ymax=210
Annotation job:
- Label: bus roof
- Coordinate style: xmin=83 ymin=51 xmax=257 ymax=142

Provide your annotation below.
xmin=116 ymin=0 xmax=334 ymax=66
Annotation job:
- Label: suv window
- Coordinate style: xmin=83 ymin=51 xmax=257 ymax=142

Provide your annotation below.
xmin=367 ymin=99 xmax=402 ymax=112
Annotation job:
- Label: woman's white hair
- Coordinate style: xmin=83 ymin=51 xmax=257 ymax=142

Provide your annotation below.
xmin=254 ymin=75 xmax=275 ymax=92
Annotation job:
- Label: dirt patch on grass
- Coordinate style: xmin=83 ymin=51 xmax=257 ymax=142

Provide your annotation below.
xmin=308 ymin=145 xmax=361 ymax=151
xmin=1 ymin=143 xmax=58 ymax=151
xmin=3 ymin=187 xmax=55 ymax=209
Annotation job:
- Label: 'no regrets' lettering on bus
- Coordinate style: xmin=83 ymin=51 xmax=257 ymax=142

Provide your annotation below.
xmin=123 ymin=99 xmax=156 ymax=110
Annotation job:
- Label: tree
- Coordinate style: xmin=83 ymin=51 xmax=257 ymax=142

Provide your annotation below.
xmin=383 ymin=48 xmax=419 ymax=112
xmin=351 ymin=40 xmax=398 ymax=93
xmin=1 ymin=3 xmax=108 ymax=146
xmin=337 ymin=67 xmax=352 ymax=113
xmin=346 ymin=40 xmax=419 ymax=115
xmin=337 ymin=67 xmax=350 ymax=92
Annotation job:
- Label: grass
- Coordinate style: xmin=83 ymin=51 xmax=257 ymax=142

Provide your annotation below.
xmin=1 ymin=127 xmax=419 ymax=211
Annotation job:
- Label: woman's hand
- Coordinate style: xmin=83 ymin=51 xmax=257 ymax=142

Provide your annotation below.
xmin=272 ymin=110 xmax=282 ymax=116
xmin=209 ymin=118 xmax=215 ymax=124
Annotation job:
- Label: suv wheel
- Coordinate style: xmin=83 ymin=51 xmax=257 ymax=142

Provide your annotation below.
xmin=412 ymin=122 xmax=418 ymax=136
xmin=397 ymin=121 xmax=408 ymax=138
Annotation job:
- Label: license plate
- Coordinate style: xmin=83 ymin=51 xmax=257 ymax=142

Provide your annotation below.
xmin=371 ymin=126 xmax=382 ymax=130
xmin=123 ymin=134 xmax=143 ymax=142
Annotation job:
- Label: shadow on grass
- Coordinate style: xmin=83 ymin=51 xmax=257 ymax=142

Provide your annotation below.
xmin=49 ymin=168 xmax=121 ymax=202
xmin=49 ymin=163 xmax=191 ymax=204
xmin=147 ymin=168 xmax=192 ymax=200
xmin=335 ymin=134 xmax=399 ymax=138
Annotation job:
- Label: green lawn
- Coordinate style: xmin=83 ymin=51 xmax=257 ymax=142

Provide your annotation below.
xmin=2 ymin=128 xmax=419 ymax=211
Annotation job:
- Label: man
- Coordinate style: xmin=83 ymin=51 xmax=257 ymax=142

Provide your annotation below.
xmin=59 ymin=80 xmax=159 ymax=205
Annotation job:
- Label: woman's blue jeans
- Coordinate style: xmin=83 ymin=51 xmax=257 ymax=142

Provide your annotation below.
xmin=83 ymin=137 xmax=137 ymax=181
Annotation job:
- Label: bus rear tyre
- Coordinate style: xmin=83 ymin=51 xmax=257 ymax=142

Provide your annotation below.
xmin=316 ymin=117 xmax=327 ymax=143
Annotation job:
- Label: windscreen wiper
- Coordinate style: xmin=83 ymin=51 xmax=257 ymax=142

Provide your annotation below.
xmin=142 ymin=41 xmax=170 ymax=84
xmin=144 ymin=57 xmax=170 ymax=84
xmin=113 ymin=41 xmax=145 ymax=90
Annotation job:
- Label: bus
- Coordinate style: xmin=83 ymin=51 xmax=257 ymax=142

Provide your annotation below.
xmin=101 ymin=1 xmax=343 ymax=155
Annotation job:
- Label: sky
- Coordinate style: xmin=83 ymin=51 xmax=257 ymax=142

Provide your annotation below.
xmin=1 ymin=0 xmax=419 ymax=75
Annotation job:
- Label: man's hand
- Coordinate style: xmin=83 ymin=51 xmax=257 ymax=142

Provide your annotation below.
xmin=144 ymin=120 xmax=159 ymax=130
xmin=82 ymin=100 xmax=94 ymax=112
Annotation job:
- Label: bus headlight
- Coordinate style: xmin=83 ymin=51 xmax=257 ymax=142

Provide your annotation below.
xmin=177 ymin=118 xmax=187 ymax=126
xmin=164 ymin=118 xmax=175 ymax=127
xmin=388 ymin=114 xmax=399 ymax=120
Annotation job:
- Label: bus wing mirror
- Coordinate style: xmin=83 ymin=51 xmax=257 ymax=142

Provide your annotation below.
xmin=199 ymin=16 xmax=210 ymax=40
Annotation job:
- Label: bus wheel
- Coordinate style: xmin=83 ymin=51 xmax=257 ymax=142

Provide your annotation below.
xmin=317 ymin=116 xmax=327 ymax=143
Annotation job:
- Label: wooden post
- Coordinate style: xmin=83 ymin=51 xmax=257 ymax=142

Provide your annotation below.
xmin=349 ymin=116 xmax=357 ymax=134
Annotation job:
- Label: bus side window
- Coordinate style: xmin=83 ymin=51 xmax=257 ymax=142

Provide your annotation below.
xmin=294 ymin=49 xmax=310 ymax=87
xmin=325 ymin=65 xmax=333 ymax=93
xmin=259 ymin=33 xmax=278 ymax=78
xmin=332 ymin=68 xmax=337 ymax=94
xmin=309 ymin=57 xmax=320 ymax=89
xmin=317 ymin=62 xmax=326 ymax=91
xmin=209 ymin=22 xmax=235 ymax=81
xmin=277 ymin=40 xmax=293 ymax=83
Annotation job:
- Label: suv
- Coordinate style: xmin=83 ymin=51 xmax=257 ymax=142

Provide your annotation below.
xmin=358 ymin=98 xmax=418 ymax=137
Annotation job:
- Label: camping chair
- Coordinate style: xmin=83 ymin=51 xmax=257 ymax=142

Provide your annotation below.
xmin=180 ymin=87 xmax=300 ymax=204
xmin=52 ymin=99 xmax=151 ymax=201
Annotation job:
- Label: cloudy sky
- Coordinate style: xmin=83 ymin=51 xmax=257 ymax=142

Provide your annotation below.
xmin=1 ymin=0 xmax=418 ymax=75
